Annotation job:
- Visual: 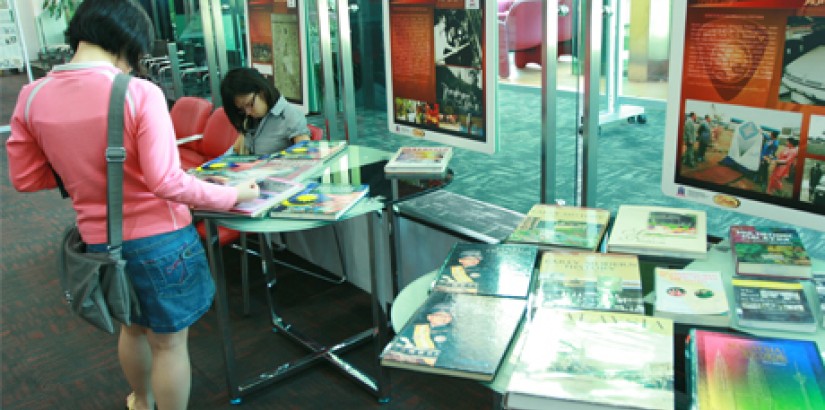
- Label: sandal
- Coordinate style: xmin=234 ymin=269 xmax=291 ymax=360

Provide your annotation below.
xmin=125 ymin=392 xmax=136 ymax=410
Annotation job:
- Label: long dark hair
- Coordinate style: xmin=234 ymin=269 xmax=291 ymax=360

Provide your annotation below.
xmin=66 ymin=0 xmax=153 ymax=73
xmin=220 ymin=68 xmax=282 ymax=133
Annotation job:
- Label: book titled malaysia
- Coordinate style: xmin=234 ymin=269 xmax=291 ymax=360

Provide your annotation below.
xmin=431 ymin=243 xmax=538 ymax=298
xmin=607 ymin=204 xmax=707 ymax=260
xmin=507 ymin=204 xmax=610 ymax=252
xmin=654 ymin=268 xmax=728 ymax=316
xmin=732 ymin=278 xmax=817 ymax=333
xmin=270 ymin=140 xmax=347 ymax=161
xmin=687 ymin=329 xmax=825 ymax=410
xmin=194 ymin=177 xmax=304 ymax=218
xmin=505 ymin=308 xmax=674 ymax=410
xmin=384 ymin=146 xmax=453 ymax=175
xmin=268 ymin=182 xmax=369 ymax=221
xmin=730 ymin=225 xmax=812 ymax=280
xmin=536 ymin=252 xmax=644 ymax=314
xmin=380 ymin=291 xmax=526 ymax=382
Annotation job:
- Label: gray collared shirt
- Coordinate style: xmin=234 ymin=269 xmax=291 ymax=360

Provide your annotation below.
xmin=243 ymin=96 xmax=309 ymax=154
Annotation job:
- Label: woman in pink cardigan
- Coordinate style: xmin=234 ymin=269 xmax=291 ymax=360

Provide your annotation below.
xmin=767 ymin=137 xmax=799 ymax=196
xmin=5 ymin=1 xmax=258 ymax=409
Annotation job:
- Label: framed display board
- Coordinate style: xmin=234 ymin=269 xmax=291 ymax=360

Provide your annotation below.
xmin=383 ymin=0 xmax=498 ymax=154
xmin=0 ymin=0 xmax=24 ymax=70
xmin=663 ymin=0 xmax=825 ymax=231
xmin=246 ymin=0 xmax=310 ymax=113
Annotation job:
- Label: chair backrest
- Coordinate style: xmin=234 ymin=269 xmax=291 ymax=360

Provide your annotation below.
xmin=170 ymin=96 xmax=213 ymax=143
xmin=505 ymin=0 xmax=543 ymax=51
xmin=308 ymin=124 xmax=324 ymax=141
xmin=200 ymin=107 xmax=240 ymax=159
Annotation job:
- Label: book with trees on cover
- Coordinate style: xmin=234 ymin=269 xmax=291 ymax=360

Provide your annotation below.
xmin=536 ymin=252 xmax=644 ymax=314
xmin=607 ymin=204 xmax=707 ymax=260
xmin=687 ymin=329 xmax=825 ymax=410
xmin=268 ymin=182 xmax=369 ymax=221
xmin=732 ymin=278 xmax=817 ymax=333
xmin=729 ymin=225 xmax=812 ymax=280
xmin=654 ymin=268 xmax=729 ymax=316
xmin=384 ymin=146 xmax=453 ymax=175
xmin=269 ymin=140 xmax=348 ymax=161
xmin=506 ymin=204 xmax=610 ymax=251
xmin=431 ymin=243 xmax=538 ymax=298
xmin=505 ymin=308 xmax=674 ymax=410
xmin=380 ymin=291 xmax=526 ymax=382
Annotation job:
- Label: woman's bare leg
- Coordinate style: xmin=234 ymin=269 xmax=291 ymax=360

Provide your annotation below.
xmin=119 ymin=324 xmax=155 ymax=410
xmin=147 ymin=328 xmax=191 ymax=410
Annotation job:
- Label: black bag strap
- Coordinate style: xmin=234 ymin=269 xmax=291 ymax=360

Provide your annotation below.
xmin=105 ymin=74 xmax=131 ymax=256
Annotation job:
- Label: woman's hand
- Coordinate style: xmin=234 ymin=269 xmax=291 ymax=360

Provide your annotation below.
xmin=234 ymin=180 xmax=260 ymax=203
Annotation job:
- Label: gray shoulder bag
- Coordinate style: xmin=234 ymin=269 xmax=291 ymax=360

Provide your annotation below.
xmin=58 ymin=73 xmax=142 ymax=334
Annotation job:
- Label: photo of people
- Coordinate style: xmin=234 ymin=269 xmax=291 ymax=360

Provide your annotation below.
xmin=436 ymin=65 xmax=483 ymax=138
xmin=679 ymin=100 xmax=803 ymax=199
xmin=802 ymin=158 xmax=825 ymax=206
xmin=433 ymin=9 xmax=483 ymax=68
xmin=778 ymin=17 xmax=825 ymax=106
xmin=808 ymin=115 xmax=825 ymax=156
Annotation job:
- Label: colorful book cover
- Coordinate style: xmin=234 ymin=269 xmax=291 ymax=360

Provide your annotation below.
xmin=431 ymin=243 xmax=538 ymax=298
xmin=505 ymin=308 xmax=674 ymax=410
xmin=194 ymin=177 xmax=304 ymax=218
xmin=607 ymin=205 xmax=708 ymax=260
xmin=688 ymin=329 xmax=825 ymax=410
xmin=732 ymin=278 xmax=817 ymax=333
xmin=536 ymin=252 xmax=644 ymax=314
xmin=269 ymin=140 xmax=347 ymax=161
xmin=380 ymin=291 xmax=526 ymax=382
xmin=268 ymin=182 xmax=369 ymax=220
xmin=507 ymin=204 xmax=610 ymax=251
xmin=654 ymin=268 xmax=729 ymax=315
xmin=384 ymin=146 xmax=453 ymax=174
xmin=730 ymin=225 xmax=812 ymax=280
xmin=188 ymin=155 xmax=319 ymax=184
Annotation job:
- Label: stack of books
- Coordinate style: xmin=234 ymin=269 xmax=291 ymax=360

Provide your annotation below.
xmin=383 ymin=146 xmax=453 ymax=176
xmin=728 ymin=225 xmax=817 ymax=333
xmin=380 ymin=242 xmax=537 ymax=381
xmin=506 ymin=204 xmax=610 ymax=252
xmin=268 ymin=182 xmax=370 ymax=221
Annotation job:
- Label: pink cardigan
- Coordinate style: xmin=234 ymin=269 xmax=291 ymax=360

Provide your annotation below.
xmin=7 ymin=62 xmax=237 ymax=244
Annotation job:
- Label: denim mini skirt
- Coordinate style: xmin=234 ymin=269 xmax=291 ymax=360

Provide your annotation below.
xmin=87 ymin=224 xmax=215 ymax=333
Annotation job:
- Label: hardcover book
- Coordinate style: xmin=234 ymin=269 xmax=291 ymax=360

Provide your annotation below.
xmin=687 ymin=329 xmax=825 ymax=410
xmin=607 ymin=204 xmax=708 ymax=260
xmin=380 ymin=291 xmax=526 ymax=382
xmin=536 ymin=252 xmax=644 ymax=314
xmin=268 ymin=182 xmax=369 ymax=220
xmin=194 ymin=177 xmax=304 ymax=218
xmin=431 ymin=243 xmax=538 ymax=298
xmin=270 ymin=140 xmax=348 ymax=161
xmin=505 ymin=308 xmax=674 ymax=410
xmin=732 ymin=278 xmax=817 ymax=333
xmin=729 ymin=225 xmax=812 ymax=280
xmin=814 ymin=273 xmax=825 ymax=313
xmin=506 ymin=204 xmax=610 ymax=251
xmin=188 ymin=155 xmax=320 ymax=184
xmin=654 ymin=268 xmax=729 ymax=316
xmin=384 ymin=146 xmax=453 ymax=175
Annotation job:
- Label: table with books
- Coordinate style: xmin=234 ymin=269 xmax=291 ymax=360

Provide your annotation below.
xmin=386 ymin=203 xmax=825 ymax=410
xmin=192 ymin=143 xmax=452 ymax=403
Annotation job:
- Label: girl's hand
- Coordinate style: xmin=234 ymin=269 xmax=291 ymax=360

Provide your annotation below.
xmin=234 ymin=180 xmax=260 ymax=203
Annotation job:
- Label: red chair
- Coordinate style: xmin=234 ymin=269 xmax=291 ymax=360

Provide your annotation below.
xmin=179 ymin=107 xmax=239 ymax=170
xmin=308 ymin=124 xmax=325 ymax=141
xmin=500 ymin=0 xmax=574 ymax=73
xmin=170 ymin=96 xmax=213 ymax=148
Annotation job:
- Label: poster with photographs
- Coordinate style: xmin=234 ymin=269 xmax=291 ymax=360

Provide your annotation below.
xmin=246 ymin=0 xmax=308 ymax=112
xmin=384 ymin=0 xmax=497 ymax=154
xmin=0 ymin=2 xmax=23 ymax=70
xmin=663 ymin=0 xmax=825 ymax=230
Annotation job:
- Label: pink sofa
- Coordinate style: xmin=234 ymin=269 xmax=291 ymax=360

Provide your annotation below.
xmin=499 ymin=0 xmax=573 ymax=76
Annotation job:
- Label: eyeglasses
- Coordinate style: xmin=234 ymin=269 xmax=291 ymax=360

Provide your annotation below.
xmin=237 ymin=93 xmax=257 ymax=115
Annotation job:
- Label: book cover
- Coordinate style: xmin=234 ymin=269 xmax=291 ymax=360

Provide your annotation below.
xmin=380 ymin=291 xmax=526 ymax=382
xmin=688 ymin=329 xmax=825 ymax=410
xmin=384 ymin=146 xmax=453 ymax=174
xmin=188 ymin=155 xmax=319 ymax=184
xmin=269 ymin=140 xmax=347 ymax=161
xmin=507 ymin=204 xmax=610 ymax=251
xmin=431 ymin=243 xmax=538 ymax=298
xmin=505 ymin=308 xmax=674 ymax=410
xmin=536 ymin=252 xmax=644 ymax=314
xmin=194 ymin=177 xmax=304 ymax=218
xmin=268 ymin=182 xmax=369 ymax=220
xmin=729 ymin=225 xmax=812 ymax=280
xmin=607 ymin=205 xmax=708 ymax=260
xmin=814 ymin=273 xmax=825 ymax=314
xmin=732 ymin=278 xmax=817 ymax=333
xmin=654 ymin=268 xmax=729 ymax=316
xmin=249 ymin=158 xmax=322 ymax=181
